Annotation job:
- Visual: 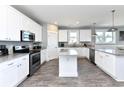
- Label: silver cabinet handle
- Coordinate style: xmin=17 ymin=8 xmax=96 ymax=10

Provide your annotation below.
xmin=5 ymin=38 xmax=8 ymax=40
xmin=22 ymin=58 xmax=26 ymax=60
xmin=105 ymin=55 xmax=109 ymax=57
xmin=8 ymin=63 xmax=14 ymax=66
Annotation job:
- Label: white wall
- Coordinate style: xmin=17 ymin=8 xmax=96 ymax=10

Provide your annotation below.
xmin=42 ymin=24 xmax=48 ymax=49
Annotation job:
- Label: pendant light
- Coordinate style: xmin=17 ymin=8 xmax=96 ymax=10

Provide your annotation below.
xmin=108 ymin=10 xmax=118 ymax=32
xmin=92 ymin=23 xmax=97 ymax=36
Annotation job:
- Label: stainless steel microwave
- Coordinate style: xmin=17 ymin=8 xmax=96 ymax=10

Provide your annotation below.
xmin=21 ymin=30 xmax=35 ymax=42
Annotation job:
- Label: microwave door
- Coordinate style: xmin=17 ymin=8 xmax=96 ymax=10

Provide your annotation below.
xmin=21 ymin=31 xmax=35 ymax=42
xmin=30 ymin=33 xmax=35 ymax=41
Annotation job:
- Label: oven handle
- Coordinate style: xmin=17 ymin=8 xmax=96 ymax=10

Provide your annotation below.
xmin=30 ymin=52 xmax=40 ymax=57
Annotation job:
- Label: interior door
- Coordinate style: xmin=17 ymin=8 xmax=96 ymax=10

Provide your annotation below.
xmin=47 ymin=31 xmax=58 ymax=60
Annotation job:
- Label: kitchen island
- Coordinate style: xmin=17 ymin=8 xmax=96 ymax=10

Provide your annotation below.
xmin=59 ymin=49 xmax=78 ymax=77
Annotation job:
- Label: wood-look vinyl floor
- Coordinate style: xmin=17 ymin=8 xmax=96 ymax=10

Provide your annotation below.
xmin=18 ymin=58 xmax=124 ymax=87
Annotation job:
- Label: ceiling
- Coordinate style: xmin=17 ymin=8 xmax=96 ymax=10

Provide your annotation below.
xmin=13 ymin=5 xmax=124 ymax=28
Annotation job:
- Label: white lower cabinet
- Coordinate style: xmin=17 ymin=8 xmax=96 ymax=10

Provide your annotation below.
xmin=76 ymin=48 xmax=83 ymax=58
xmin=0 ymin=61 xmax=18 ymax=87
xmin=104 ymin=53 xmax=116 ymax=76
xmin=16 ymin=55 xmax=29 ymax=84
xmin=95 ymin=51 xmax=116 ymax=77
xmin=0 ymin=55 xmax=29 ymax=87
xmin=41 ymin=49 xmax=47 ymax=64
xmin=47 ymin=48 xmax=58 ymax=61
xmin=82 ymin=48 xmax=89 ymax=59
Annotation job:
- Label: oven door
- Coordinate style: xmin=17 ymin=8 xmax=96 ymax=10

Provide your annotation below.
xmin=29 ymin=52 xmax=41 ymax=75
xmin=30 ymin=52 xmax=40 ymax=66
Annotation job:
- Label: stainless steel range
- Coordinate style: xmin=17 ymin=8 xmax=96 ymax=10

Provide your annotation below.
xmin=29 ymin=50 xmax=41 ymax=76
xmin=13 ymin=45 xmax=41 ymax=76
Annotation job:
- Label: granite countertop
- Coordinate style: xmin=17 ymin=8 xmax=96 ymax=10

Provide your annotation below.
xmin=59 ymin=49 xmax=78 ymax=56
xmin=58 ymin=47 xmax=89 ymax=48
xmin=41 ymin=48 xmax=47 ymax=50
xmin=95 ymin=48 xmax=124 ymax=56
xmin=0 ymin=53 xmax=29 ymax=64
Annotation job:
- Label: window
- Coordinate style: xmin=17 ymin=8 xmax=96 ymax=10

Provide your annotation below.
xmin=96 ymin=31 xmax=115 ymax=44
xmin=68 ymin=31 xmax=78 ymax=44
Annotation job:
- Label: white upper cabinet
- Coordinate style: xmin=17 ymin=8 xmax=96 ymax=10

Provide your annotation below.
xmin=21 ymin=13 xmax=42 ymax=42
xmin=80 ymin=30 xmax=91 ymax=42
xmin=31 ymin=21 xmax=42 ymax=42
xmin=0 ymin=6 xmax=21 ymax=41
xmin=0 ymin=6 xmax=7 ymax=40
xmin=35 ymin=24 xmax=42 ymax=42
xmin=0 ymin=5 xmax=42 ymax=42
xmin=59 ymin=30 xmax=68 ymax=42
xmin=21 ymin=14 xmax=32 ymax=31
xmin=7 ymin=6 xmax=21 ymax=41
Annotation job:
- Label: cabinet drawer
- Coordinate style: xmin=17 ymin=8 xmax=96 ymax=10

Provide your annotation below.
xmin=0 ymin=60 xmax=17 ymax=72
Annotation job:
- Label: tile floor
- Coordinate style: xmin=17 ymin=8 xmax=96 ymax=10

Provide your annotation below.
xmin=18 ymin=58 xmax=124 ymax=87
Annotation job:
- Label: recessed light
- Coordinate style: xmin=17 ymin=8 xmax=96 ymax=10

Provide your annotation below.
xmin=76 ymin=21 xmax=80 ymax=24
xmin=54 ymin=21 xmax=58 ymax=25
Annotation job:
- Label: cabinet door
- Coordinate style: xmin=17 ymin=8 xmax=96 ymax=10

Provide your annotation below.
xmin=17 ymin=55 xmax=29 ymax=82
xmin=59 ymin=30 xmax=68 ymax=42
xmin=47 ymin=28 xmax=58 ymax=60
xmin=76 ymin=48 xmax=83 ymax=58
xmin=35 ymin=23 xmax=42 ymax=42
xmin=0 ymin=61 xmax=18 ymax=87
xmin=7 ymin=6 xmax=21 ymax=41
xmin=41 ymin=50 xmax=46 ymax=64
xmin=21 ymin=14 xmax=32 ymax=31
xmin=84 ymin=48 xmax=89 ymax=59
xmin=47 ymin=48 xmax=58 ymax=61
xmin=80 ymin=30 xmax=91 ymax=42
xmin=41 ymin=51 xmax=44 ymax=64
xmin=30 ymin=20 xmax=42 ymax=42
xmin=103 ymin=53 xmax=116 ymax=76
xmin=95 ymin=51 xmax=102 ymax=66
xmin=0 ymin=6 xmax=8 ymax=40
xmin=81 ymin=48 xmax=89 ymax=58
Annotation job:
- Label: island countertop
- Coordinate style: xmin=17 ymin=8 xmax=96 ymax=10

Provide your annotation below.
xmin=59 ymin=49 xmax=78 ymax=56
